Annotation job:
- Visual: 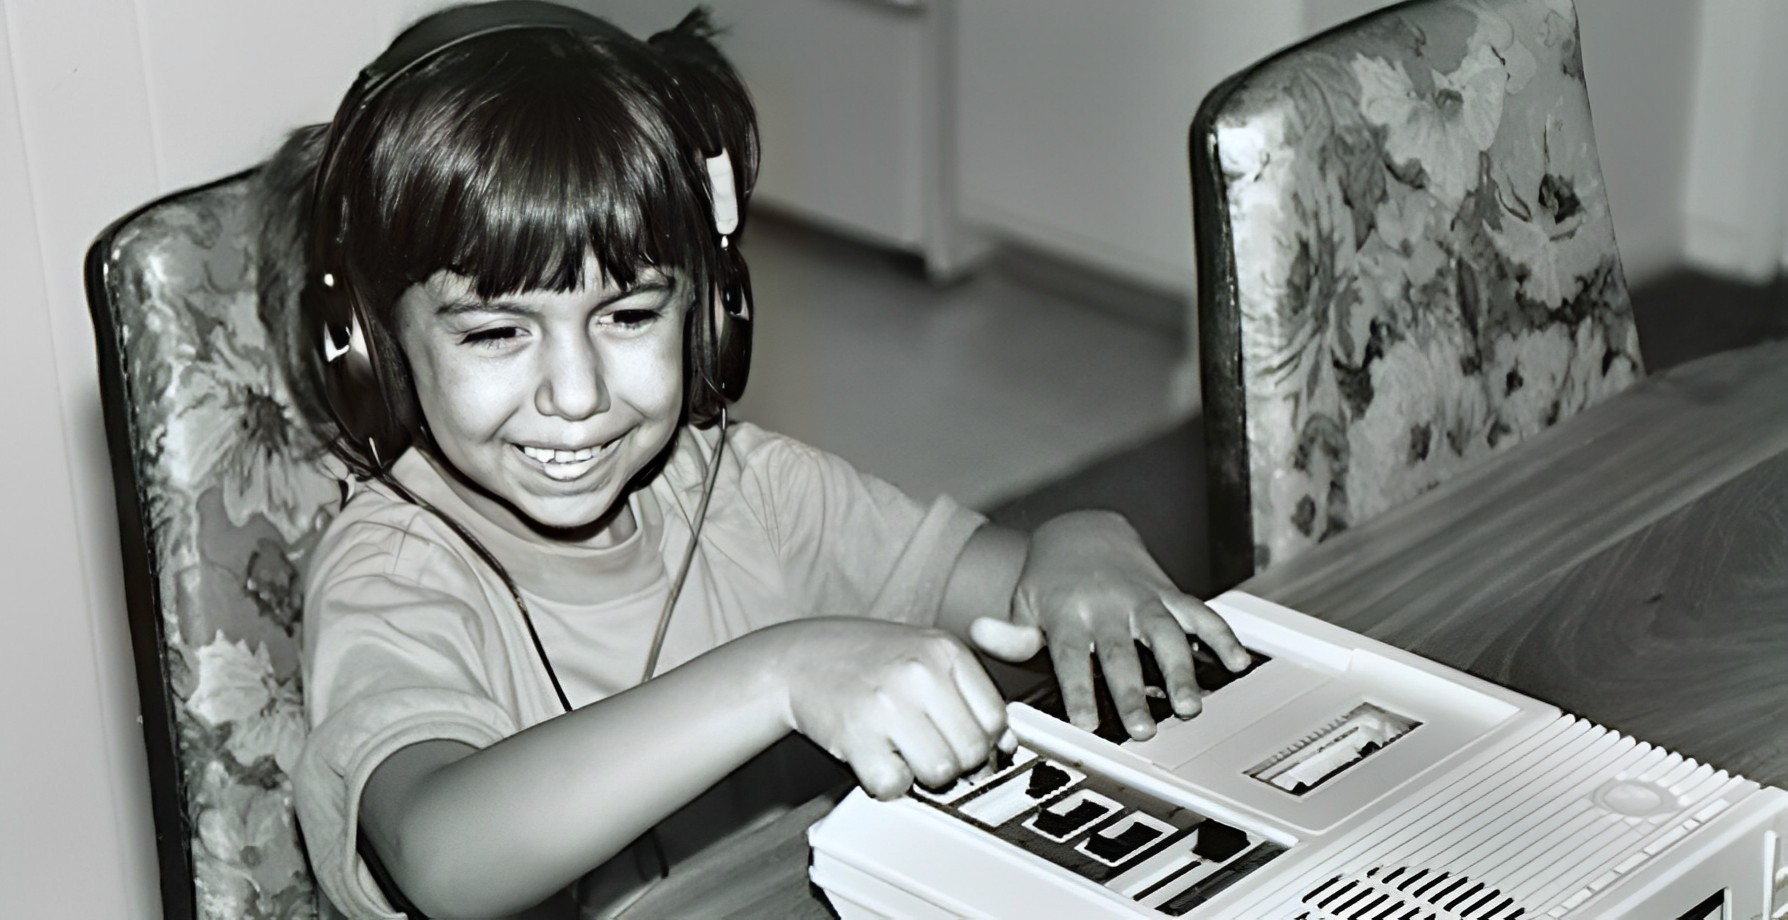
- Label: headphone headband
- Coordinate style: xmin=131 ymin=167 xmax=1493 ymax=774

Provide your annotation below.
xmin=355 ymin=1 xmax=623 ymax=104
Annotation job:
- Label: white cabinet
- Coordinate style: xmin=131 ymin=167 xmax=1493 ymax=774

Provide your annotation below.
xmin=589 ymin=0 xmax=981 ymax=277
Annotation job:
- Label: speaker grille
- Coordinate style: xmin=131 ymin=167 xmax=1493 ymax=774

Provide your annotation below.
xmin=1296 ymin=866 xmax=1524 ymax=920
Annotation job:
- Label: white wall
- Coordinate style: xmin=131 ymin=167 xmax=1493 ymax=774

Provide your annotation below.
xmin=1575 ymin=0 xmax=1702 ymax=287
xmin=1683 ymin=0 xmax=1788 ymax=281
xmin=0 ymin=6 xmax=141 ymax=916
xmin=0 ymin=1 xmax=443 ymax=914
xmin=956 ymin=0 xmax=1309 ymax=296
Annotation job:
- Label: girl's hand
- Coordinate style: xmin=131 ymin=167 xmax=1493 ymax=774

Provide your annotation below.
xmin=764 ymin=618 xmax=1014 ymax=800
xmin=970 ymin=511 xmax=1250 ymax=740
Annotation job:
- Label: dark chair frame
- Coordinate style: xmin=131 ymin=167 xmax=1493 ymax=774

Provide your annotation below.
xmin=1190 ymin=63 xmax=1255 ymax=594
xmin=84 ymin=168 xmax=260 ymax=920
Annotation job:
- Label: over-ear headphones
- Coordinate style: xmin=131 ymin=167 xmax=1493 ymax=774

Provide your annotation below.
xmin=308 ymin=0 xmax=753 ymax=473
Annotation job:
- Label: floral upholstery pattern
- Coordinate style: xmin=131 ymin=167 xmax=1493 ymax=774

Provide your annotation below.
xmin=1193 ymin=0 xmax=1642 ymax=588
xmin=88 ymin=173 xmax=341 ymax=918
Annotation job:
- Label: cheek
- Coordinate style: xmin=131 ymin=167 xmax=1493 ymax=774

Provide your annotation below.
xmin=613 ymin=332 xmax=687 ymax=415
xmin=661 ymin=336 xmax=688 ymax=411
xmin=407 ymin=348 xmax=512 ymax=442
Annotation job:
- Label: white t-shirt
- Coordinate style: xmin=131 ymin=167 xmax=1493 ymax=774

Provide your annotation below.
xmin=293 ymin=422 xmax=987 ymax=918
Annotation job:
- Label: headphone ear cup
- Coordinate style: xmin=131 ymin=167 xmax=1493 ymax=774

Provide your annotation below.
xmin=315 ymin=281 xmax=411 ymax=470
xmin=710 ymin=245 xmax=752 ymax=403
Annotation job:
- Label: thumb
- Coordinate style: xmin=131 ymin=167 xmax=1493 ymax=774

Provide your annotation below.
xmin=970 ymin=617 xmax=1045 ymax=662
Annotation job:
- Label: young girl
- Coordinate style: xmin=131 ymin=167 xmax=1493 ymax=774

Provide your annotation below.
xmin=283 ymin=3 xmax=1249 ymax=917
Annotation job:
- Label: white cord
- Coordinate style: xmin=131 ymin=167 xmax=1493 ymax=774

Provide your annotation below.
xmin=640 ymin=407 xmax=728 ymax=683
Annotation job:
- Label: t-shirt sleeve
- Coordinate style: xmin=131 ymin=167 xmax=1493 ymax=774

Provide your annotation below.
xmin=293 ymin=521 xmax=520 ymax=920
xmin=733 ymin=427 xmax=988 ymax=626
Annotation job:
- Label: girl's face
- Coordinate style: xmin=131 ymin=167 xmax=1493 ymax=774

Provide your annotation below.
xmin=394 ymin=252 xmax=688 ymax=545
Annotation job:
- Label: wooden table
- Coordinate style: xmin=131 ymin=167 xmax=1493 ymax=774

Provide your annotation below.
xmin=1240 ymin=338 xmax=1788 ymax=785
xmin=624 ymin=339 xmax=1788 ymax=918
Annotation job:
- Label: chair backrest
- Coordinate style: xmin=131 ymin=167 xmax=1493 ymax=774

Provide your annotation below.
xmin=1192 ymin=0 xmax=1643 ymax=590
xmin=86 ymin=171 xmax=341 ymax=918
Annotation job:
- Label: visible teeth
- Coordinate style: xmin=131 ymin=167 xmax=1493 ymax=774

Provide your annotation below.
xmin=521 ymin=443 xmax=608 ymax=465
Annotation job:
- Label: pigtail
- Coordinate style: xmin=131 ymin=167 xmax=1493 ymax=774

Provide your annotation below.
xmin=254 ymin=123 xmax=338 ymax=448
xmin=649 ymin=8 xmax=760 ymax=217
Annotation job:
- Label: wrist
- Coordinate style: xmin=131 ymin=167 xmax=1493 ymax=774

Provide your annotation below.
xmin=696 ymin=623 xmax=791 ymax=735
xmin=744 ymin=619 xmax=823 ymax=734
xmin=939 ymin=523 xmax=1030 ymax=638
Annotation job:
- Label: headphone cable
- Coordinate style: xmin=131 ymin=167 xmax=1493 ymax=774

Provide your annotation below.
xmin=374 ymin=471 xmax=576 ymax=713
xmin=642 ymin=406 xmax=727 ymax=682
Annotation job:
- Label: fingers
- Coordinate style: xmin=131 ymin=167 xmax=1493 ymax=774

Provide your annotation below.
xmin=1136 ymin=598 xmax=1201 ymax=719
xmin=846 ymin=636 xmax=1011 ymax=799
xmin=1161 ymin=594 xmax=1252 ymax=672
xmin=850 ymin=744 xmax=915 ymax=802
xmin=898 ymin=661 xmax=997 ymax=785
xmin=951 ymin=654 xmax=1015 ymax=755
xmin=887 ymin=706 xmax=966 ymax=791
xmin=1091 ymin=610 xmax=1155 ymax=740
xmin=841 ymin=692 xmax=970 ymax=800
xmin=1045 ymin=620 xmax=1098 ymax=731
xmin=1044 ymin=593 xmax=1246 ymax=740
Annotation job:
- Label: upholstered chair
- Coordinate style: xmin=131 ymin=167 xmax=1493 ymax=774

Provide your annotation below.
xmin=1192 ymin=0 xmax=1643 ymax=590
xmin=87 ymin=169 xmax=342 ymax=918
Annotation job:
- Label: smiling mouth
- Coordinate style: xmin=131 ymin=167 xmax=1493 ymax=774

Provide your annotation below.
xmin=514 ymin=438 xmax=620 ymax=481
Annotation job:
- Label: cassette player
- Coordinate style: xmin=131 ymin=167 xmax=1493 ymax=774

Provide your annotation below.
xmin=808 ymin=592 xmax=1788 ymax=919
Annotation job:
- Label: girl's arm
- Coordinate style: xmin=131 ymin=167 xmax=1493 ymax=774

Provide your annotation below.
xmin=360 ymin=615 xmax=1006 ymax=917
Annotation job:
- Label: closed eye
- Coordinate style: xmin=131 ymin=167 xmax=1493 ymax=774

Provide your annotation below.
xmin=460 ymin=326 xmax=524 ymax=347
xmin=604 ymin=309 xmax=663 ymax=330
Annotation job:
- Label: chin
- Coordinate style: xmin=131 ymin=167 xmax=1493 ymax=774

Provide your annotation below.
xmin=530 ymin=488 xmax=638 ymax=536
xmin=520 ymin=498 xmax=615 ymax=533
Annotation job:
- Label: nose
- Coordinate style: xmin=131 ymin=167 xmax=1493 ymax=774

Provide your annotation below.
xmin=534 ymin=331 xmax=608 ymax=420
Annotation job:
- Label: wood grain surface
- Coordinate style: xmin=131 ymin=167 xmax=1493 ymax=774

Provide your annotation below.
xmin=1240 ymin=340 xmax=1788 ymax=783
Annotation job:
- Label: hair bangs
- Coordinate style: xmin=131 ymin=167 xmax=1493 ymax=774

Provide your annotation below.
xmin=354 ymin=35 xmax=717 ymax=309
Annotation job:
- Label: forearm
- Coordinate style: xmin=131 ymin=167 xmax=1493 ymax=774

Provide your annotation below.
xmin=364 ymin=627 xmax=793 ymax=917
xmin=936 ymin=521 xmax=1029 ymax=640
